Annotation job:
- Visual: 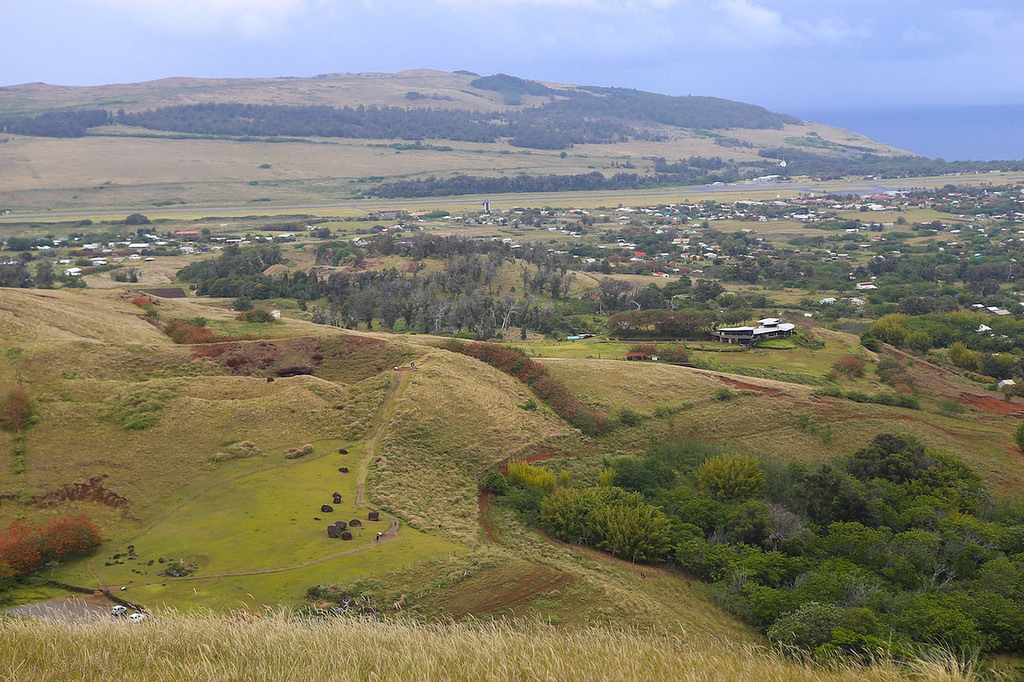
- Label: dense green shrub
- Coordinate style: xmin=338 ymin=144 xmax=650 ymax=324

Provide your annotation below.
xmin=482 ymin=470 xmax=509 ymax=495
xmin=696 ymin=454 xmax=765 ymax=501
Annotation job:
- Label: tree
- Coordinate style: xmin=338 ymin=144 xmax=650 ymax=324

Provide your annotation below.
xmin=696 ymin=453 xmax=765 ymax=501
xmin=594 ymin=503 xmax=672 ymax=562
xmin=766 ymin=602 xmax=844 ymax=651
xmin=693 ymin=279 xmax=725 ymax=303
xmin=1015 ymin=421 xmax=1024 ymax=453
xmin=34 ymin=260 xmax=55 ymax=288
xmin=124 ymin=213 xmax=151 ymax=225
xmin=0 ymin=384 xmax=31 ymax=433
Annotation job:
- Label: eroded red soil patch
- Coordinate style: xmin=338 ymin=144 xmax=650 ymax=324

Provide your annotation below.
xmin=478 ymin=488 xmax=498 ymax=542
xmin=0 ymin=475 xmax=133 ymax=515
xmin=718 ymin=376 xmax=781 ymax=396
xmin=443 ymin=565 xmax=576 ymax=619
xmin=957 ymin=393 xmax=1024 ymax=416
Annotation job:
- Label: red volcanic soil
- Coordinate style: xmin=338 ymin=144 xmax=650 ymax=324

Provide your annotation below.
xmin=717 ymin=376 xmax=781 ymax=396
xmin=957 ymin=392 xmax=1024 ymax=416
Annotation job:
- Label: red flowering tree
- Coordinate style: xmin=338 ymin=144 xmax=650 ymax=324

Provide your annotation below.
xmin=0 ymin=383 xmax=31 ymax=432
xmin=0 ymin=516 xmax=102 ymax=578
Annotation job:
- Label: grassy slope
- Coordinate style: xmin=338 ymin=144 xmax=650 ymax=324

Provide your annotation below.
xmin=3 ymin=287 xmax=1023 ymax=677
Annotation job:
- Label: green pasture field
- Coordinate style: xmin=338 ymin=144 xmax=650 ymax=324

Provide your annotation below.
xmin=46 ymin=442 xmax=462 ymax=610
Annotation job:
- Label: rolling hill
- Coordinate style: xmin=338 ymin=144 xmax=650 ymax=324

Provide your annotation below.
xmin=0 ymin=70 xmax=910 ymax=214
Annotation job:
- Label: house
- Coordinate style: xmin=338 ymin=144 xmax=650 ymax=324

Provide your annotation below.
xmin=711 ymin=318 xmax=796 ymax=345
xmin=818 ymin=297 xmax=837 ymax=305
xmin=855 ymin=282 xmax=878 ymax=290
xmin=62 ymin=267 xmax=83 ymax=277
xmin=998 ymin=379 xmax=1016 ymax=390
xmin=625 ymin=351 xmax=651 ymax=361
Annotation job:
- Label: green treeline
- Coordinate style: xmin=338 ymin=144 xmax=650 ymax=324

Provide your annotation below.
xmin=370 ymin=170 xmax=740 ymax=198
xmin=490 ymin=434 xmax=1024 ymax=660
xmin=759 ymin=148 xmax=1024 ymax=178
xmin=863 ymin=312 xmax=1024 ymax=378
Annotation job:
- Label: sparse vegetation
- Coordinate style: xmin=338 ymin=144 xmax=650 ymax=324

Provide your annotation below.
xmin=101 ymin=388 xmax=178 ymax=430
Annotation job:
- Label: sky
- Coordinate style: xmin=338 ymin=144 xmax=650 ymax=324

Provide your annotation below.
xmin=3 ymin=1 xmax=1023 ymax=156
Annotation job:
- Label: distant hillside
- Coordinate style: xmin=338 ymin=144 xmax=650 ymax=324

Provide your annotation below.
xmin=0 ymin=70 xmax=917 ymax=212
xmin=3 ymin=72 xmax=800 ymax=151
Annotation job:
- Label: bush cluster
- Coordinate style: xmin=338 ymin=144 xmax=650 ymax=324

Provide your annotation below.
xmin=508 ymin=460 xmax=557 ymax=493
xmin=627 ymin=343 xmax=690 ymax=363
xmin=494 ymin=432 xmax=1024 ymax=660
xmin=163 ymin=318 xmax=237 ymax=345
xmin=0 ymin=516 xmax=101 ymax=578
xmin=0 ymin=384 xmax=31 ymax=432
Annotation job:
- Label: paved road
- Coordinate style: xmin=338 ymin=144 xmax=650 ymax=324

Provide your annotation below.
xmin=1 ymin=595 xmax=110 ymax=622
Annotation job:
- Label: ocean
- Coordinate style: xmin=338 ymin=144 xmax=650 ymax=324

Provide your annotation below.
xmin=793 ymin=103 xmax=1024 ymax=162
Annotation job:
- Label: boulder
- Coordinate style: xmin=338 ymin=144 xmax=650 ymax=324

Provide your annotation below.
xmin=367 ymin=510 xmax=380 ymax=522
xmin=341 ymin=531 xmax=353 ymax=540
xmin=334 ymin=521 xmax=347 ymax=531
xmin=320 ymin=504 xmax=334 ymax=513
xmin=332 ymin=492 xmax=342 ymax=504
xmin=327 ymin=525 xmax=342 ymax=539
xmin=349 ymin=519 xmax=362 ymax=527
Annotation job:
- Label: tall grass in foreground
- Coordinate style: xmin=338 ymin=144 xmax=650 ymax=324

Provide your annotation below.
xmin=0 ymin=611 xmax=981 ymax=682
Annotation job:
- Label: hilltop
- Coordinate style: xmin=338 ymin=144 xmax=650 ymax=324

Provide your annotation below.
xmin=0 ymin=69 xmax=915 ymax=215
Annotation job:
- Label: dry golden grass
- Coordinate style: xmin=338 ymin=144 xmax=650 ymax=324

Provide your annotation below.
xmin=0 ymin=288 xmax=166 ymax=351
xmin=368 ymin=350 xmax=581 ymax=544
xmin=0 ymin=610 xmax=981 ymax=682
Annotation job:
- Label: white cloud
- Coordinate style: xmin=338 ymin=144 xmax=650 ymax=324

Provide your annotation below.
xmin=87 ymin=0 xmax=312 ymax=38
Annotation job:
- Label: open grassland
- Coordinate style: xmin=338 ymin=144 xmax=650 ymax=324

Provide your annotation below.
xmin=0 ymin=611 xmax=981 ymax=682
xmin=5 ymin=171 xmax=1024 ymax=225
